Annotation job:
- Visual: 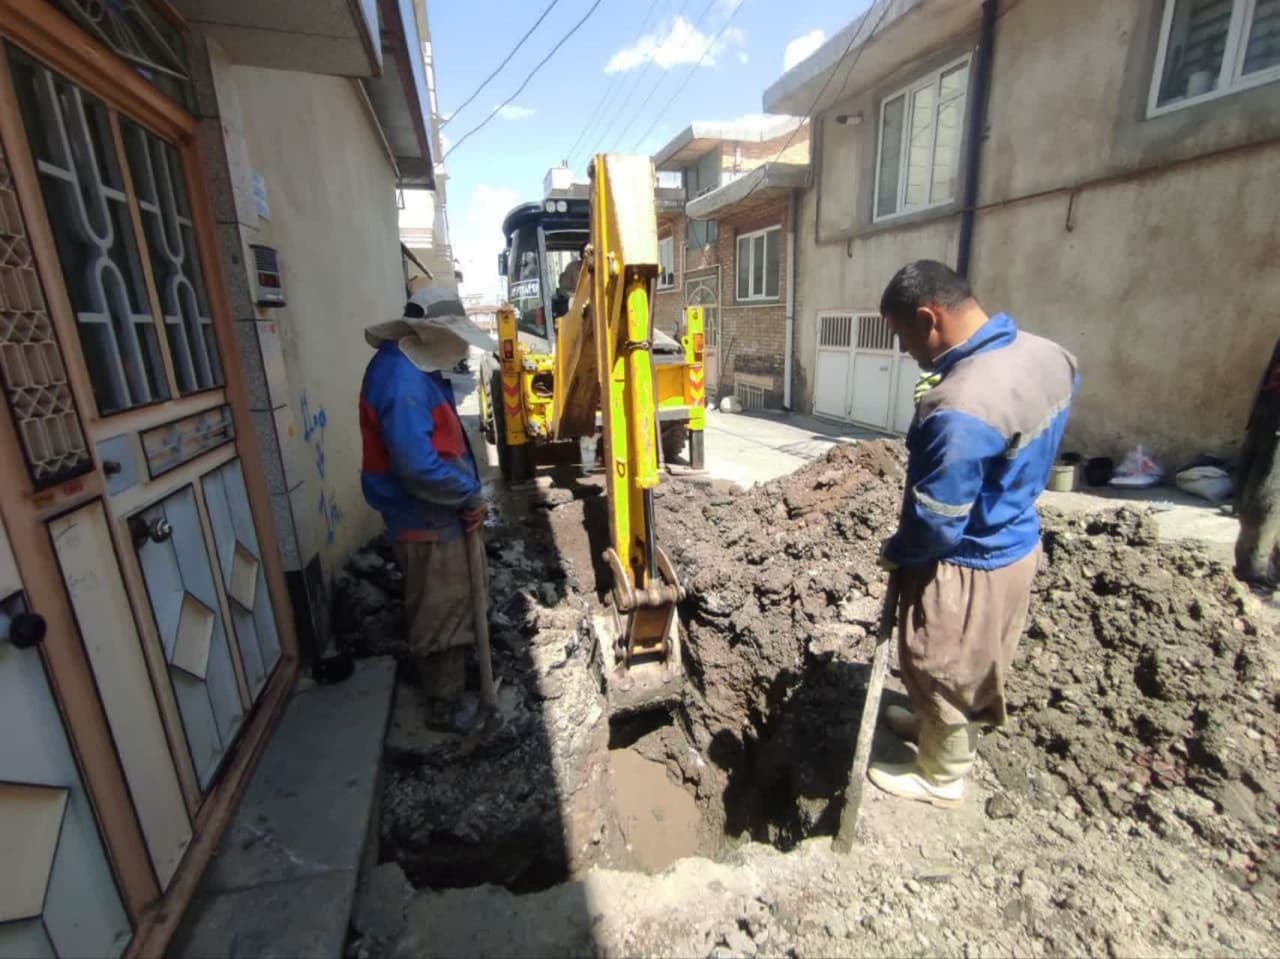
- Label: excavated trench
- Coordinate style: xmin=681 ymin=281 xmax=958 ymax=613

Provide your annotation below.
xmin=332 ymin=441 xmax=1278 ymax=902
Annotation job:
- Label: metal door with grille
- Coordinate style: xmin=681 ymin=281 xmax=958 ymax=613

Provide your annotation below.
xmin=850 ymin=313 xmax=895 ymax=429
xmin=0 ymin=9 xmax=292 ymax=952
xmin=814 ymin=311 xmax=920 ymax=431
xmin=814 ymin=312 xmax=855 ymax=419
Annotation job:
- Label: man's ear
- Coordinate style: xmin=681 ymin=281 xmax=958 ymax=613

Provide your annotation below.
xmin=916 ymin=305 xmax=941 ymax=334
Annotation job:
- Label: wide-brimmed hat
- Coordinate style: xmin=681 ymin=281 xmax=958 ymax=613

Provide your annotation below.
xmin=365 ymin=287 xmax=497 ymax=371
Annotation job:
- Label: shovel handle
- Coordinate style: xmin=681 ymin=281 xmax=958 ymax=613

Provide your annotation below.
xmin=466 ymin=528 xmax=498 ymax=708
xmin=833 ymin=572 xmax=900 ymax=852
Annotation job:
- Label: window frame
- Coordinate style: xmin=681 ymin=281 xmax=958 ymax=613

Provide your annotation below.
xmin=657 ymin=235 xmax=676 ymax=289
xmin=686 ymin=216 xmax=718 ymax=250
xmin=1147 ymin=0 xmax=1280 ymax=117
xmin=872 ymin=54 xmax=972 ymax=223
xmin=734 ymin=225 xmax=782 ymax=303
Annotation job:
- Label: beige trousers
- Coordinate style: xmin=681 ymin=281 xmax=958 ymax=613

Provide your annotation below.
xmin=395 ymin=536 xmax=483 ymax=701
xmin=895 ymin=545 xmax=1042 ymax=729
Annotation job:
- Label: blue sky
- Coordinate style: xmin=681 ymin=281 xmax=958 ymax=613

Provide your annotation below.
xmin=429 ymin=0 xmax=869 ymax=299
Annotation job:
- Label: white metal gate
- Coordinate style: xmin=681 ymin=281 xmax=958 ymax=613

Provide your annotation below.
xmin=814 ymin=312 xmax=854 ymax=419
xmin=814 ymin=311 xmax=920 ymax=432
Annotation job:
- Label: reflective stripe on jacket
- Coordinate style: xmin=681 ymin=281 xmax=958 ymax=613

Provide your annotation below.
xmin=886 ymin=313 xmax=1079 ymax=570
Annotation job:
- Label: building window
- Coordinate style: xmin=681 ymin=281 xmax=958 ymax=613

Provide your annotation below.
xmin=874 ymin=57 xmax=970 ymax=221
xmin=1150 ymin=0 xmax=1280 ymax=114
xmin=686 ymin=217 xmax=718 ymax=250
xmin=735 ymin=226 xmax=781 ymax=302
xmin=658 ymin=236 xmax=676 ymax=289
xmin=684 ymin=149 xmax=721 ymax=198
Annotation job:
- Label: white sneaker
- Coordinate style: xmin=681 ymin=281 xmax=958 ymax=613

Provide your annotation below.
xmin=867 ymin=761 xmax=964 ymax=808
xmin=884 ymin=703 xmax=919 ymax=743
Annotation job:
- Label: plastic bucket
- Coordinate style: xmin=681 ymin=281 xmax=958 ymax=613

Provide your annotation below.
xmin=1048 ymin=462 xmax=1077 ymax=492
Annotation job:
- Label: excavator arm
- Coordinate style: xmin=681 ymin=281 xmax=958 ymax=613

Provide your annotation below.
xmin=550 ymin=154 xmax=683 ymax=709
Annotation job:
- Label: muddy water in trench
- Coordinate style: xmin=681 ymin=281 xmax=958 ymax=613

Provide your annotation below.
xmin=608 ymin=748 xmax=701 ymax=872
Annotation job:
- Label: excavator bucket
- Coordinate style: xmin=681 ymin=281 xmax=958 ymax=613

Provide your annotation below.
xmin=589 ymin=545 xmax=684 ymax=717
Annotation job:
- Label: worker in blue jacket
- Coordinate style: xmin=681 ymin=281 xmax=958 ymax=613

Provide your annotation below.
xmin=871 ymin=260 xmax=1079 ymax=807
xmin=361 ymin=285 xmax=497 ymax=731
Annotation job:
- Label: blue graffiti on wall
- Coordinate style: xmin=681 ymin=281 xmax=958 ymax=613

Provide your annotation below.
xmin=299 ymin=391 xmax=342 ymax=546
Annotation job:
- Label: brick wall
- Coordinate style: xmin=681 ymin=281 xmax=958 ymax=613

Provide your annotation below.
xmin=652 ymin=129 xmax=807 ymax=405
xmin=716 ymin=196 xmax=790 ymax=406
xmin=656 ymin=210 xmax=685 ymax=336
xmin=720 ymin=126 xmax=811 ymax=180
xmin=653 ymin=195 xmax=793 ymax=406
xmin=655 ymin=209 xmax=721 ymax=337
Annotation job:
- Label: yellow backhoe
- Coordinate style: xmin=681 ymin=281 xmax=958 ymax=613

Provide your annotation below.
xmin=478 ymin=155 xmax=706 ymax=715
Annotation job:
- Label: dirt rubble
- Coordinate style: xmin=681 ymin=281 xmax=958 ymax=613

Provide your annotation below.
xmin=334 ymin=441 xmax=1279 ymax=958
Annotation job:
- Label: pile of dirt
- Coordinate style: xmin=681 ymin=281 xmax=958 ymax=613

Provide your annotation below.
xmin=637 ymin=441 xmax=1277 ymax=886
xmin=337 ymin=436 xmax=1276 ymax=927
xmin=999 ymin=507 xmax=1277 ymax=875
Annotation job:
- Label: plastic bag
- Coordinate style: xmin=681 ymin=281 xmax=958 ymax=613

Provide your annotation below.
xmin=1110 ymin=445 xmax=1164 ymax=488
xmin=1175 ymin=465 xmax=1233 ymax=503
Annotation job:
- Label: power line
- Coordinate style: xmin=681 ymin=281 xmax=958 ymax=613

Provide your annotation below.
xmin=590 ymin=0 xmax=695 ymax=156
xmin=596 ymin=0 xmax=697 ymax=157
xmin=563 ymin=0 xmax=668 ymax=166
xmin=603 ymin=0 xmax=710 ymax=152
xmin=626 ymin=0 xmax=742 ymax=152
xmin=726 ymin=0 xmax=895 ymax=208
xmin=441 ymin=0 xmax=564 ymax=129
xmin=444 ymin=0 xmax=609 ymax=161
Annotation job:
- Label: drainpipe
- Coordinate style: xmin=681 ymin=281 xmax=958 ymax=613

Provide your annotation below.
xmin=956 ymin=0 xmax=997 ymax=278
xmin=784 ymin=188 xmax=798 ymax=409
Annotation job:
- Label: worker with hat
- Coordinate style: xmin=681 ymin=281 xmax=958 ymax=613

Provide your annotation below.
xmin=360 ymin=284 xmax=498 ymax=731
xmin=872 ymin=260 xmax=1079 ymax=807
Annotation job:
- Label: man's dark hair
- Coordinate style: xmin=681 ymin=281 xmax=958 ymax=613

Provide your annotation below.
xmin=880 ymin=260 xmax=975 ymax=321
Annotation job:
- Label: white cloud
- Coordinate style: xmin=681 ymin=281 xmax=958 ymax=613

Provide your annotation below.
xmin=737 ymin=50 xmax=749 ymax=65
xmin=494 ymin=104 xmax=535 ymax=120
xmin=783 ymin=28 xmax=826 ymax=71
xmin=454 ymin=184 xmax=521 ymax=301
xmin=605 ymin=15 xmax=746 ymax=73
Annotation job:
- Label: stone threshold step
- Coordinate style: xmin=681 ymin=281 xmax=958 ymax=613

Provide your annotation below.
xmin=173 ymin=658 xmax=396 ymax=959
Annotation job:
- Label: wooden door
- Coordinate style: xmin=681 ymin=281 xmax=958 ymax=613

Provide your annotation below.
xmin=0 ymin=517 xmax=132 ymax=959
xmin=0 ymin=7 xmax=296 ymax=950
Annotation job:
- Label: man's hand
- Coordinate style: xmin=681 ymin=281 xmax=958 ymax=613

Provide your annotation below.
xmin=878 ymin=539 xmax=899 ymax=572
xmin=462 ymin=501 xmax=488 ymax=533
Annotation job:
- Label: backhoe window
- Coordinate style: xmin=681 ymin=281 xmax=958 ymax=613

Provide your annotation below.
xmin=508 ymin=224 xmax=545 ymax=338
xmin=545 ymin=229 xmax=589 ymax=310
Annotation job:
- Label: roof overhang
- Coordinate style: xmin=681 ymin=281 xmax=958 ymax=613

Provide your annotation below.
xmin=654 ymin=117 xmax=805 ymax=170
xmin=685 ymin=163 xmax=809 ymax=220
xmin=762 ymin=0 xmax=976 ymax=116
xmin=362 ymin=0 xmax=436 ymax=187
xmin=178 ymin=0 xmax=435 ymax=188
xmin=173 ymin=0 xmax=382 ymax=76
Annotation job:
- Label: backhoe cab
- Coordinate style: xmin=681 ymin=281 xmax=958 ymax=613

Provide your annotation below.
xmin=477 ymin=156 xmax=707 ymax=715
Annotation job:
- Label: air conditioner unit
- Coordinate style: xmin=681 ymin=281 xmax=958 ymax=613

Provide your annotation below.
xmin=250 ymin=244 xmax=286 ymax=308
